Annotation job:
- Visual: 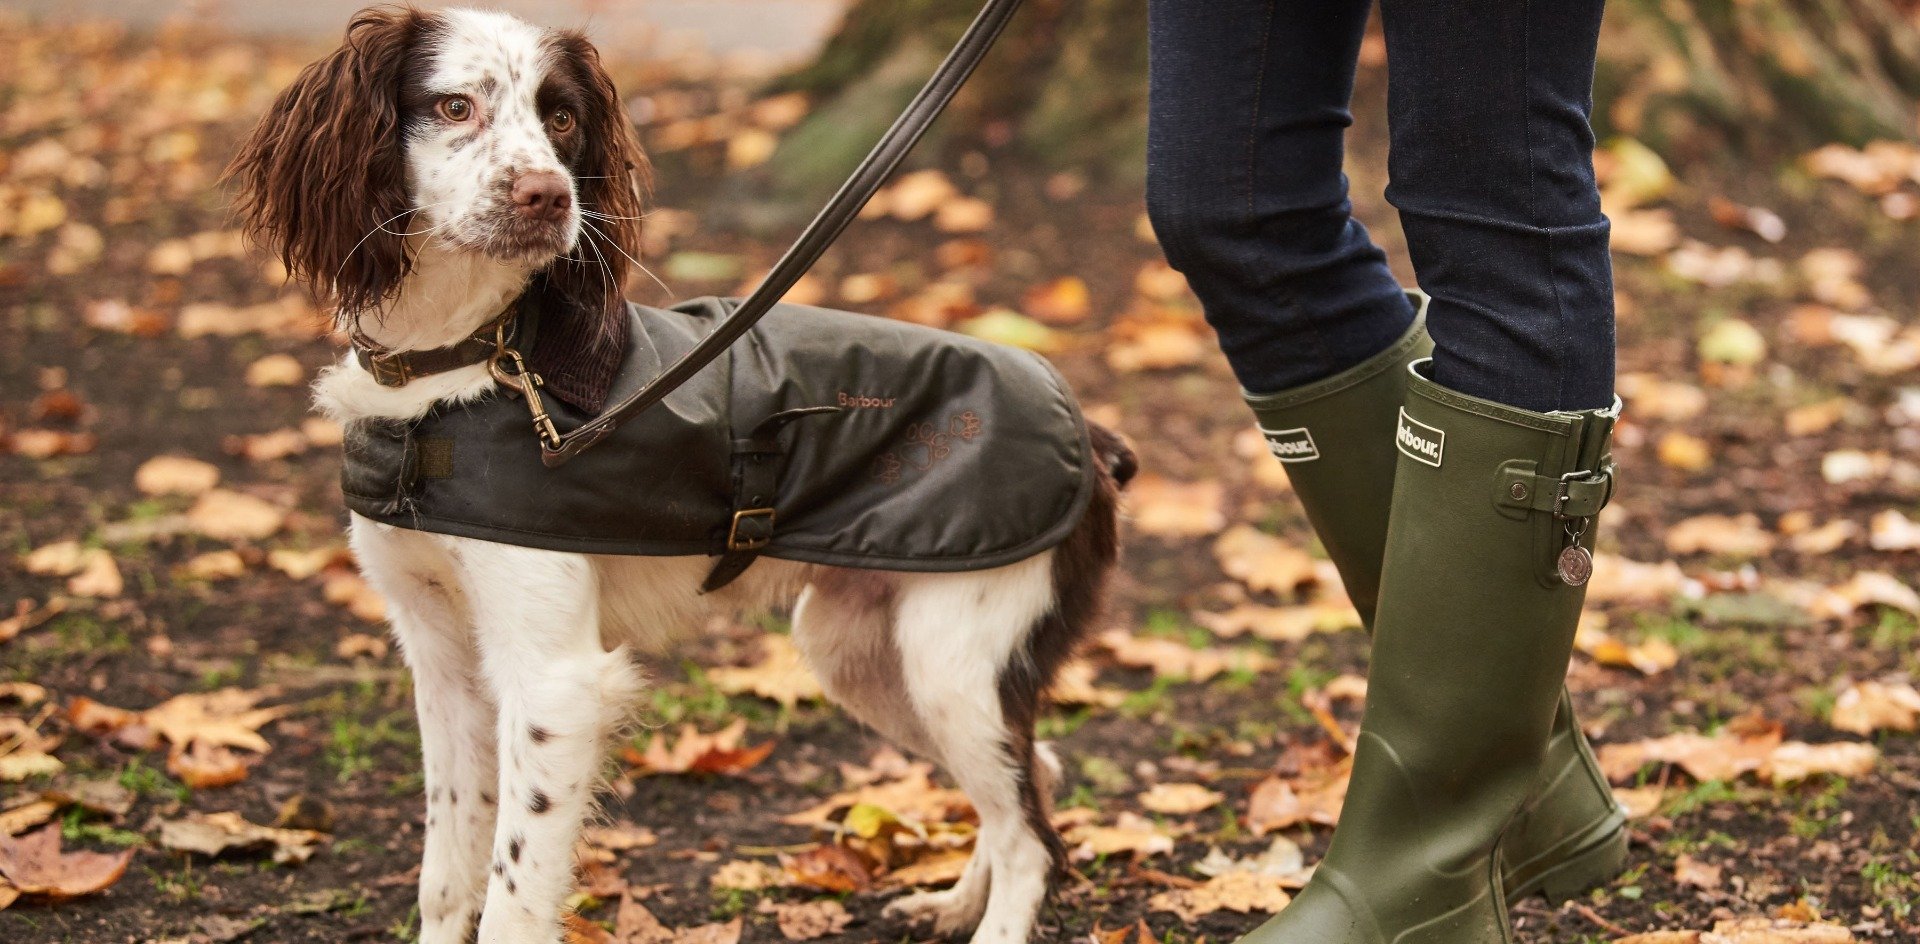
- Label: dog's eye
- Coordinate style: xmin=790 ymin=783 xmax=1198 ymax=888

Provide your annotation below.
xmin=547 ymin=108 xmax=576 ymax=133
xmin=438 ymin=96 xmax=474 ymax=122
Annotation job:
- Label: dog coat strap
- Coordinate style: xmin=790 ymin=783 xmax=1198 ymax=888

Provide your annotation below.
xmin=702 ymin=407 xmax=842 ymax=593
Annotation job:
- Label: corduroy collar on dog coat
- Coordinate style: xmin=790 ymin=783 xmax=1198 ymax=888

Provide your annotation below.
xmin=341 ymin=297 xmax=1097 ymax=588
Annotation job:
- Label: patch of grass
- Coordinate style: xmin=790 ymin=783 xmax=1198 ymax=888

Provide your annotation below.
xmin=1118 ymin=675 xmax=1175 ymax=718
xmin=147 ymin=861 xmax=204 ymax=902
xmin=1661 ymin=779 xmax=1739 ymax=817
xmin=1861 ymin=860 xmax=1917 ymax=922
xmin=118 ymin=758 xmax=189 ymax=803
xmin=61 ymin=808 xmax=146 ymax=847
xmin=52 ymin=612 xmax=132 ymax=656
xmin=710 ymin=886 xmax=752 ymax=920
xmin=1868 ymin=610 xmax=1917 ymax=650
xmin=327 ymin=711 xmax=417 ymax=782
xmin=1139 ymin=608 xmax=1211 ymax=650
xmin=389 ymin=904 xmax=420 ymax=943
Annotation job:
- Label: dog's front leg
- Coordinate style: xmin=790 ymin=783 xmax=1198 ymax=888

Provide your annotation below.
xmin=351 ymin=521 xmax=499 ymax=944
xmin=458 ymin=544 xmax=641 ymax=944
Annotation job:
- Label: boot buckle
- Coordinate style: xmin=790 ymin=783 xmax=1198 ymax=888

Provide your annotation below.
xmin=1552 ymin=468 xmax=1612 ymax=520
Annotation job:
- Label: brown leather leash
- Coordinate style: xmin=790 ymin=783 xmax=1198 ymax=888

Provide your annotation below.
xmin=504 ymin=0 xmax=1028 ymax=467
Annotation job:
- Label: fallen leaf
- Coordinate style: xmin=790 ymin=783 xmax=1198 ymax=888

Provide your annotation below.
xmin=1665 ymin=514 xmax=1777 ymax=557
xmin=1829 ymin=680 xmax=1920 ymax=734
xmin=1193 ymin=603 xmax=1356 ymax=643
xmin=167 ymin=740 xmax=250 ymax=789
xmin=1047 ymin=660 xmax=1127 ymax=708
xmin=158 ymin=811 xmax=324 ymax=863
xmin=244 ymin=353 xmax=305 ymax=387
xmin=933 ymin=197 xmax=994 ymax=234
xmin=322 ymin=572 xmax=387 ymax=621
xmin=1617 ymin=375 xmax=1709 ymax=421
xmin=7 ymin=430 xmax=98 ymax=459
xmin=779 ymin=843 xmax=874 ymax=892
xmin=0 ymin=801 xmax=59 ymax=838
xmin=1247 ymin=759 xmax=1350 ymax=834
xmin=1022 ymin=277 xmax=1091 ymax=325
xmin=0 ymin=825 xmax=132 ymax=902
xmin=1597 ymin=717 xmax=1877 ymax=786
xmin=709 ymin=859 xmax=786 ymax=892
xmin=335 ymin=633 xmax=388 ymax=660
xmin=1147 ymin=870 xmax=1291 ymax=922
xmin=134 ymin=455 xmax=220 ymax=496
xmin=227 ymin=428 xmax=310 ymax=462
xmin=1817 ymin=571 xmax=1920 ymax=617
xmin=564 ymin=913 xmax=615 ymax=944
xmin=764 ymin=898 xmax=851 ymax=941
xmin=1063 ymin=811 xmax=1175 ymax=862
xmin=1788 ymin=518 xmax=1857 ymax=555
xmin=1766 ymin=741 xmax=1878 ymax=783
xmin=1137 ymin=782 xmax=1224 ymax=816
xmin=1105 ymin=309 xmax=1210 ymax=373
xmin=143 ymin=688 xmax=290 ymax=755
xmin=1192 ymin=836 xmax=1310 ymax=886
xmin=626 ymin=719 xmax=774 ymax=777
xmin=65 ymin=549 xmax=123 ymax=598
xmin=1610 ymin=208 xmax=1680 ymax=255
xmin=1214 ymin=526 xmax=1318 ymax=597
xmin=1674 ymin=853 xmax=1723 ymax=890
xmin=1698 ymin=319 xmax=1767 ymax=367
xmin=1097 ymin=629 xmax=1275 ymax=683
xmin=706 ymin=635 xmax=823 ymax=708
xmin=877 ymin=849 xmax=971 ymax=888
xmin=1868 ymin=509 xmax=1920 ymax=551
xmin=783 ymin=761 xmax=970 ymax=829
xmin=885 ymin=170 xmax=959 ymax=221
xmin=1575 ymin=624 xmax=1681 ymax=675
xmin=1657 ymin=432 xmax=1713 ymax=471
xmin=187 ymin=490 xmax=286 ymax=541
xmin=1613 ymin=785 xmax=1664 ymax=819
xmin=1707 ymin=197 xmax=1786 ymax=243
xmin=1124 ymin=475 xmax=1227 ymax=538
xmin=180 ymin=550 xmax=247 ymax=581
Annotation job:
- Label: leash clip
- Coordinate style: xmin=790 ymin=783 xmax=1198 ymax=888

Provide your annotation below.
xmin=488 ymin=326 xmax=562 ymax=451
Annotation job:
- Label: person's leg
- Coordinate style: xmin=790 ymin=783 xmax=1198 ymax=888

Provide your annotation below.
xmin=1145 ymin=0 xmax=1411 ymax=394
xmin=1229 ymin=1 xmax=1625 ymax=941
xmin=1381 ymin=0 xmax=1616 ymax=412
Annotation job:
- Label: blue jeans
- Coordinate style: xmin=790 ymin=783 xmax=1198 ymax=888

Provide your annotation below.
xmin=1146 ymin=0 xmax=1616 ymax=412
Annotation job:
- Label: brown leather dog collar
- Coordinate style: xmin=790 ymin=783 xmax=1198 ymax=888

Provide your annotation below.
xmin=351 ymin=308 xmax=516 ymax=388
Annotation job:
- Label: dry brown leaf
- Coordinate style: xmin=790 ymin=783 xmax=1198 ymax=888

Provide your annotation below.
xmin=0 ymin=599 xmax=65 ymax=645
xmin=1788 ymin=519 xmax=1857 ymax=555
xmin=180 ymin=550 xmax=247 ymax=581
xmin=1232 ymin=427 xmax=1294 ymax=492
xmin=1657 ymin=432 xmax=1713 ymax=472
xmin=709 ymin=859 xmax=786 ymax=892
xmin=1868 ymin=509 xmax=1920 ymax=551
xmin=625 ymin=719 xmax=774 ymax=777
xmin=228 ymin=428 xmax=310 ymax=462
xmin=1665 ymin=514 xmax=1777 ymax=558
xmin=764 ymin=899 xmax=852 ymax=941
xmin=1674 ymin=853 xmax=1724 ymax=890
xmin=1063 ymin=811 xmax=1175 ymax=862
xmin=1135 ymin=261 xmax=1190 ymax=302
xmin=1022 ymin=277 xmax=1091 ymax=326
xmin=1147 ymin=870 xmax=1292 ymax=922
xmin=187 ymin=490 xmax=286 ymax=542
xmin=322 ymin=572 xmax=387 ymax=622
xmin=934 ymin=197 xmax=995 ymax=234
xmin=1193 ymin=603 xmax=1357 ymax=643
xmin=158 ymin=811 xmax=324 ymax=863
xmin=1575 ymin=625 xmax=1681 ymax=675
xmin=167 ymin=740 xmax=250 ymax=789
xmin=1817 ymin=571 xmax=1920 ymax=617
xmin=878 ymin=849 xmax=971 ymax=888
xmin=244 ymin=354 xmax=304 ymax=387
xmin=1105 ymin=312 xmax=1210 ymax=373
xmin=0 ymin=825 xmax=133 ymax=903
xmin=1214 ymin=526 xmax=1318 ymax=597
xmin=335 ymin=633 xmax=389 ymax=661
xmin=1610 ymin=208 xmax=1680 ymax=255
xmin=1137 ymin=782 xmax=1225 ymax=816
xmin=8 ymin=429 xmax=98 ymax=459
xmin=267 ymin=546 xmax=350 ymax=580
xmin=886 ymin=170 xmax=959 ymax=221
xmin=1617 ymin=375 xmax=1708 ymax=422
xmin=1829 ymin=680 xmax=1920 ymax=734
xmin=1613 ymin=785 xmax=1664 ymax=819
xmin=0 ymin=715 xmax=64 ymax=782
xmin=780 ymin=843 xmax=875 ymax=892
xmin=1597 ymin=717 xmax=1877 ymax=786
xmin=65 ymin=549 xmax=123 ymax=598
xmin=564 ymin=912 xmax=615 ymax=944
xmin=1700 ymin=917 xmax=1855 ymax=943
xmin=1096 ymin=629 xmax=1275 ymax=683
xmin=1047 ymin=660 xmax=1127 ymax=708
xmin=134 ymin=455 xmax=220 ymax=496
xmin=706 ymin=634 xmax=823 ymax=708
xmin=1247 ymin=760 xmax=1350 ymax=834
xmin=1585 ymin=554 xmax=1687 ymax=605
xmin=0 ymin=801 xmax=59 ymax=838
xmin=783 ymin=761 xmax=970 ymax=829
xmin=1124 ymin=475 xmax=1227 ymax=538
xmin=143 ymin=688 xmax=289 ymax=755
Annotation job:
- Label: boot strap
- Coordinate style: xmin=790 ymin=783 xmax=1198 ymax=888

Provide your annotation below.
xmin=1493 ymin=460 xmax=1615 ymax=520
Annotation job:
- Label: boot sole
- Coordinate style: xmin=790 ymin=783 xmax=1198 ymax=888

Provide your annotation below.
xmin=1504 ymin=821 xmax=1629 ymax=903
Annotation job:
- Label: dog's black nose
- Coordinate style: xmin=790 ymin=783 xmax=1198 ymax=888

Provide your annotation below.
xmin=512 ymin=171 xmax=572 ymax=222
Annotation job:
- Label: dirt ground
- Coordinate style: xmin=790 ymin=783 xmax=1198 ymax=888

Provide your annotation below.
xmin=3 ymin=14 xmax=1919 ymax=944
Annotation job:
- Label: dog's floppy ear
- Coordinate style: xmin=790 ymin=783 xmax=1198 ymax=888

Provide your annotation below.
xmin=226 ymin=7 xmax=427 ymax=318
xmin=527 ymin=31 xmax=652 ymax=412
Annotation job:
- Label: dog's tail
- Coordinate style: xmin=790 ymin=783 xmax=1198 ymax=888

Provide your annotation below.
xmin=1088 ymin=422 xmax=1137 ymax=489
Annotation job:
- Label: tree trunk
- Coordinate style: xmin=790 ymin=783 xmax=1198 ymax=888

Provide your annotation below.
xmin=771 ymin=0 xmax=1920 ymax=185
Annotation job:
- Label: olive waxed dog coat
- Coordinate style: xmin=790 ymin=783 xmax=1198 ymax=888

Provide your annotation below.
xmin=341 ymin=297 xmax=1097 ymax=587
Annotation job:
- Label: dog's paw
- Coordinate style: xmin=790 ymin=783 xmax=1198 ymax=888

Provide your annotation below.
xmin=883 ymin=888 xmax=987 ymax=936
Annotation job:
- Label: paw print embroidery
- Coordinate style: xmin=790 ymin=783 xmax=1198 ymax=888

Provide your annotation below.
xmin=901 ymin=422 xmax=952 ymax=471
xmin=949 ymin=410 xmax=983 ymax=442
xmin=871 ymin=452 xmax=903 ymax=484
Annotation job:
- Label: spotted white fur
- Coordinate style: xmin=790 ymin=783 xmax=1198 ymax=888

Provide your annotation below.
xmin=287 ymin=10 xmax=1108 ymax=944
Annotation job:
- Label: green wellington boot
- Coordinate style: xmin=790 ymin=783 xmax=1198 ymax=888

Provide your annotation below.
xmin=1245 ymin=296 xmax=1626 ymax=905
xmin=1244 ymin=330 xmax=1620 ymax=936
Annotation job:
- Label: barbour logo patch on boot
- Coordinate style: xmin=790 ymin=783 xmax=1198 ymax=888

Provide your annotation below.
xmin=1396 ymin=408 xmax=1445 ymax=467
xmin=1260 ymin=425 xmax=1320 ymax=464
